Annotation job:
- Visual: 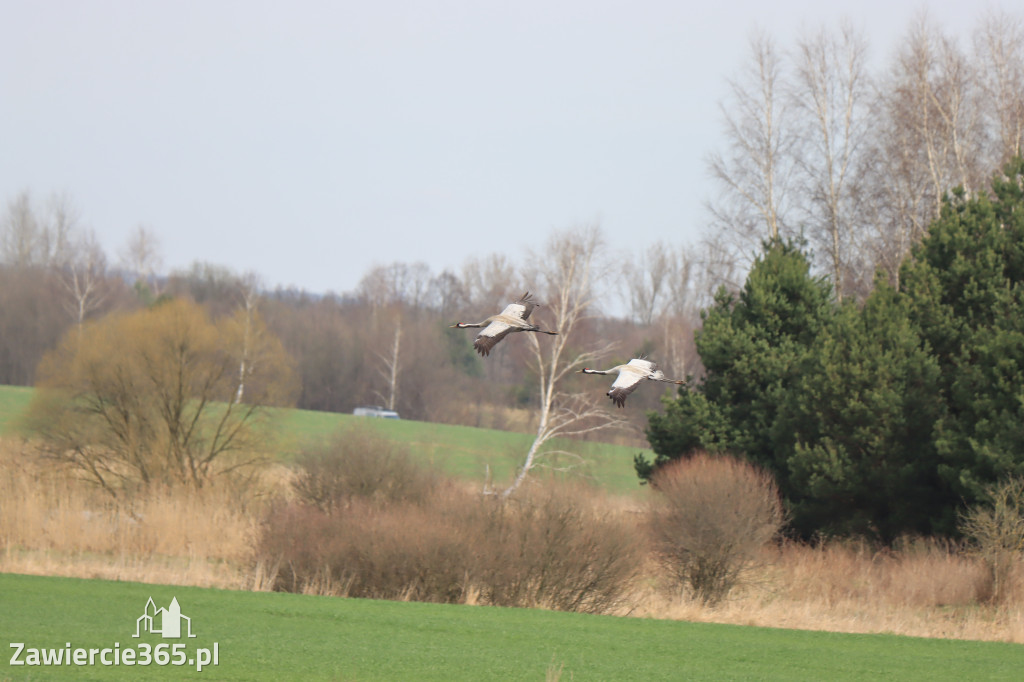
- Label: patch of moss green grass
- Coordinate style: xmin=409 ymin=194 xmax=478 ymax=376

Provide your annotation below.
xmin=2 ymin=573 xmax=1022 ymax=681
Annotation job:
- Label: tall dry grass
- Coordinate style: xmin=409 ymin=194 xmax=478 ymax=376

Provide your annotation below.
xmin=632 ymin=538 xmax=1024 ymax=642
xmin=2 ymin=435 xmax=1022 ymax=642
xmin=0 ymin=437 xmax=267 ymax=589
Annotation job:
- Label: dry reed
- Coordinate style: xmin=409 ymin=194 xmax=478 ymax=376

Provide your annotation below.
xmin=0 ymin=437 xmax=265 ymax=589
xmin=632 ymin=538 xmax=1024 ymax=642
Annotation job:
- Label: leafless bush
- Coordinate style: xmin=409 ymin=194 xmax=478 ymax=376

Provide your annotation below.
xmin=257 ymin=479 xmax=643 ymax=613
xmin=959 ymin=476 xmax=1024 ymax=604
xmin=648 ymin=453 xmax=785 ymax=605
xmin=291 ymin=425 xmax=438 ymax=511
xmin=472 ymin=483 xmax=644 ymax=613
xmin=258 ymin=497 xmax=471 ymax=602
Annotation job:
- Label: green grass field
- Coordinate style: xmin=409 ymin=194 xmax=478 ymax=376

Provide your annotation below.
xmin=271 ymin=406 xmax=649 ymax=495
xmin=2 ymin=573 xmax=1022 ymax=681
xmin=0 ymin=386 xmax=32 ymax=435
xmin=0 ymin=385 xmax=649 ymax=495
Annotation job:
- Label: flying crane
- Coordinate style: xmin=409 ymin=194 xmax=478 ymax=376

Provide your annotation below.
xmin=579 ymin=357 xmax=684 ymax=407
xmin=450 ymin=292 xmax=558 ymax=356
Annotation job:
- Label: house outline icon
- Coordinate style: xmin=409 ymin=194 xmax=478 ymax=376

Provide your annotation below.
xmin=133 ymin=597 xmax=196 ymax=638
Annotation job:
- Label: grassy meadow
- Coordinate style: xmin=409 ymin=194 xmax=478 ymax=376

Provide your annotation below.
xmin=271 ymin=405 xmax=652 ymax=496
xmin=0 ymin=386 xmax=32 ymax=435
xmin=1 ymin=385 xmax=649 ymax=496
xmin=3 ymin=381 xmax=1024 ymax=678
xmin=3 ymin=572 xmax=1023 ymax=681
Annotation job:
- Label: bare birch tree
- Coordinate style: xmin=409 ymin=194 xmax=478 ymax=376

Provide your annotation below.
xmin=119 ymin=224 xmax=165 ymax=300
xmin=2 ymin=190 xmax=86 ymax=269
xmin=501 ymin=224 xmax=628 ymax=498
xmin=896 ymin=15 xmax=984 ymax=212
xmin=931 ymin=26 xmax=987 ymax=196
xmin=974 ymin=10 xmax=1024 ymax=163
xmin=857 ymin=91 xmax=931 ymax=288
xmin=622 ymin=241 xmax=674 ymax=325
xmin=859 ymin=14 xmax=988 ymax=286
xmin=1 ymin=191 xmax=40 ymax=267
xmin=706 ymin=29 xmax=798 ymax=265
xmin=234 ymin=272 xmax=263 ymax=404
xmin=374 ymin=315 xmax=402 ymax=411
xmin=792 ymin=21 xmax=870 ymax=301
xmin=654 ymin=245 xmax=701 ymax=380
xmin=61 ymin=228 xmax=109 ymax=330
xmin=41 ymin=192 xmax=78 ymax=268
xmin=662 ymin=244 xmax=696 ymax=320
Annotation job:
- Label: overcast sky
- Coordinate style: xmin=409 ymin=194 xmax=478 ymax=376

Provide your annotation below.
xmin=0 ymin=0 xmax=1000 ymax=296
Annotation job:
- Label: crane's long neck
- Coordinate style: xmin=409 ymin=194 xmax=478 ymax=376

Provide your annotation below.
xmin=581 ymin=368 xmax=612 ymax=375
xmin=455 ymin=321 xmax=486 ymax=328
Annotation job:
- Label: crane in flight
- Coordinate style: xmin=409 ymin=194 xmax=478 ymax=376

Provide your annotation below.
xmin=450 ymin=292 xmax=559 ymax=357
xmin=579 ymin=357 xmax=684 ymax=407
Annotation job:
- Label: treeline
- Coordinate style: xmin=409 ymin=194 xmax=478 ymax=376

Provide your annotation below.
xmin=0 ymin=199 xmax=699 ymax=437
xmin=640 ymin=158 xmax=1024 ymax=542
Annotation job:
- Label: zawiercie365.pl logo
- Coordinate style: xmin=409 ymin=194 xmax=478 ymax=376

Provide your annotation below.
xmin=9 ymin=596 xmax=219 ymax=672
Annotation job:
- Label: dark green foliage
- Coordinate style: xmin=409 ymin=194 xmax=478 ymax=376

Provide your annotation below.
xmin=643 ymin=159 xmax=1024 ymax=541
xmin=781 ymin=281 xmax=947 ymax=540
xmin=900 ymin=160 xmax=1024 ymax=507
xmin=641 ymin=239 xmax=835 ymax=496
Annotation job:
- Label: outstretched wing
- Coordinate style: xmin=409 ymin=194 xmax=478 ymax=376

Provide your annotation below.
xmin=500 ymin=292 xmax=537 ymax=323
xmin=474 ymin=293 xmax=543 ymax=355
xmin=625 ymin=357 xmax=658 ymax=374
xmin=474 ymin=321 xmax=516 ymax=356
xmin=607 ymin=370 xmax=646 ymax=408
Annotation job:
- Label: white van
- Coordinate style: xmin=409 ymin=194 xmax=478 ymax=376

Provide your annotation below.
xmin=352 ymin=405 xmax=400 ymax=419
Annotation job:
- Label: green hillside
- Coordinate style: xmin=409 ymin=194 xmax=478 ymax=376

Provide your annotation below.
xmin=3 ymin=573 xmax=1021 ymax=681
xmin=0 ymin=386 xmax=649 ymax=495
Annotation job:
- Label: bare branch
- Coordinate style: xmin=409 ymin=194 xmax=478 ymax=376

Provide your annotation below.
xmin=502 ymin=224 xmax=627 ymax=498
xmin=706 ymin=29 xmax=798 ymax=248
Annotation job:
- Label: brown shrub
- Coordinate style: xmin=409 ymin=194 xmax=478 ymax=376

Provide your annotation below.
xmin=291 ymin=425 xmax=438 ymax=511
xmin=472 ymin=484 xmax=644 ymax=613
xmin=256 ymin=480 xmax=643 ymax=613
xmin=259 ymin=496 xmax=470 ymax=602
xmin=647 ymin=453 xmax=785 ymax=605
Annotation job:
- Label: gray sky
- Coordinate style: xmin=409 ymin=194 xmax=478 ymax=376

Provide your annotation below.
xmin=1 ymin=0 xmax=993 ymax=296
